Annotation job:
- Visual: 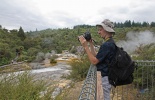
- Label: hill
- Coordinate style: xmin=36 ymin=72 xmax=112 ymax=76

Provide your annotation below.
xmin=0 ymin=25 xmax=155 ymax=65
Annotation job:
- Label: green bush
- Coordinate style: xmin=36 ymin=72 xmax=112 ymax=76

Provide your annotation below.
xmin=0 ymin=57 xmax=10 ymax=66
xmin=68 ymin=56 xmax=90 ymax=81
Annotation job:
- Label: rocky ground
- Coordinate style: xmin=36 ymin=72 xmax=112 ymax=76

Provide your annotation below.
xmin=0 ymin=60 xmax=84 ymax=100
xmin=29 ymin=61 xmax=75 ymax=99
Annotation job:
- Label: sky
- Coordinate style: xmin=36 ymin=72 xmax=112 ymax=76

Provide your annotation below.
xmin=0 ymin=0 xmax=155 ymax=31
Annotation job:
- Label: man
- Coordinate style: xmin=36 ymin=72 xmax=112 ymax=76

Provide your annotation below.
xmin=78 ymin=19 xmax=116 ymax=100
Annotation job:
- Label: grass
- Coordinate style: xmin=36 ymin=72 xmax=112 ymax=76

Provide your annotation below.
xmin=0 ymin=56 xmax=91 ymax=100
xmin=0 ymin=63 xmax=31 ymax=73
xmin=0 ymin=71 xmax=54 ymax=100
xmin=67 ymin=56 xmax=90 ymax=81
xmin=54 ymin=81 xmax=84 ymax=100
xmin=54 ymin=56 xmax=91 ymax=100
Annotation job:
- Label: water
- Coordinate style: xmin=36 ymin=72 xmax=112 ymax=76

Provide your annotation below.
xmin=0 ymin=62 xmax=70 ymax=80
xmin=31 ymin=67 xmax=62 ymax=73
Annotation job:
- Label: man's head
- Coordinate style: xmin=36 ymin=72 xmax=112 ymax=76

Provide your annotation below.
xmin=96 ymin=19 xmax=115 ymax=39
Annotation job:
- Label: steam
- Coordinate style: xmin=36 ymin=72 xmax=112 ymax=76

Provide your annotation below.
xmin=116 ymin=30 xmax=155 ymax=53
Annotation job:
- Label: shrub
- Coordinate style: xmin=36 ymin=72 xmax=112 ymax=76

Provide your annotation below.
xmin=0 ymin=71 xmax=52 ymax=100
xmin=35 ymin=52 xmax=45 ymax=62
xmin=68 ymin=56 xmax=90 ymax=81
xmin=50 ymin=58 xmax=57 ymax=64
xmin=0 ymin=57 xmax=9 ymax=66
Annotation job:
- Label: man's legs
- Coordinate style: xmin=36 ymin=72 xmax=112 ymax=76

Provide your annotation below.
xmin=102 ymin=76 xmax=112 ymax=100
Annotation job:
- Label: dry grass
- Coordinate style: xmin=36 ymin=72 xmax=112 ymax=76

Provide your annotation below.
xmin=55 ymin=80 xmax=84 ymax=100
xmin=0 ymin=71 xmax=52 ymax=100
xmin=111 ymin=84 xmax=138 ymax=100
xmin=0 ymin=63 xmax=31 ymax=73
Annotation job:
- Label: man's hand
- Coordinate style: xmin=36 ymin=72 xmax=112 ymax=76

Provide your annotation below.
xmin=78 ymin=35 xmax=99 ymax=65
xmin=78 ymin=35 xmax=87 ymax=47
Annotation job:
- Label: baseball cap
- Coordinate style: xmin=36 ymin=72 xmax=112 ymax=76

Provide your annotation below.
xmin=96 ymin=19 xmax=115 ymax=33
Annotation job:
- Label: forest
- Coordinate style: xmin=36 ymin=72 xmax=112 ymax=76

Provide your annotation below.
xmin=0 ymin=20 xmax=155 ymax=66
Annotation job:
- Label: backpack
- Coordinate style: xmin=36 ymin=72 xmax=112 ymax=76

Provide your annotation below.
xmin=108 ymin=44 xmax=136 ymax=87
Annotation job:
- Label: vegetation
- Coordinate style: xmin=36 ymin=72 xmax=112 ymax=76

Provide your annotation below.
xmin=50 ymin=58 xmax=57 ymax=64
xmin=0 ymin=64 xmax=31 ymax=73
xmin=54 ymin=81 xmax=82 ymax=100
xmin=0 ymin=72 xmax=53 ymax=100
xmin=0 ymin=21 xmax=155 ymax=65
xmin=133 ymin=43 xmax=155 ymax=60
xmin=68 ymin=56 xmax=90 ymax=81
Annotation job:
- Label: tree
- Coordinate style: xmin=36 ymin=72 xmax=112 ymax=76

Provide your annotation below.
xmin=142 ymin=22 xmax=149 ymax=27
xmin=3 ymin=28 xmax=8 ymax=33
xmin=132 ymin=21 xmax=135 ymax=27
xmin=135 ymin=22 xmax=142 ymax=27
xmin=10 ymin=29 xmax=18 ymax=35
xmin=150 ymin=22 xmax=155 ymax=27
xmin=18 ymin=27 xmax=26 ymax=40
xmin=124 ymin=20 xmax=131 ymax=27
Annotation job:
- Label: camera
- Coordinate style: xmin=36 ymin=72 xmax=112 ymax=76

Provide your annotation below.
xmin=83 ymin=31 xmax=92 ymax=41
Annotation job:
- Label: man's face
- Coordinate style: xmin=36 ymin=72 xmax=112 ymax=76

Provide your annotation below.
xmin=97 ymin=26 xmax=106 ymax=38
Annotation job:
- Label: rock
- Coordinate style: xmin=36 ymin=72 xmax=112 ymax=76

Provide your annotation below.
xmin=52 ymin=87 xmax=62 ymax=99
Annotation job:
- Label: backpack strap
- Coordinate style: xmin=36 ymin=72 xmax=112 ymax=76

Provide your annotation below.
xmin=105 ymin=38 xmax=117 ymax=66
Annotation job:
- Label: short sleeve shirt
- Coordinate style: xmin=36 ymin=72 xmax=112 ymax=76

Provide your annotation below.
xmin=96 ymin=38 xmax=116 ymax=77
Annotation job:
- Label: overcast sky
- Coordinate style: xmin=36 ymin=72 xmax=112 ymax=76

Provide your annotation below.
xmin=0 ymin=0 xmax=155 ymax=31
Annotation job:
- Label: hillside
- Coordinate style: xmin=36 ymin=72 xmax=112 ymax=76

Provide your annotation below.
xmin=0 ymin=25 xmax=155 ymax=66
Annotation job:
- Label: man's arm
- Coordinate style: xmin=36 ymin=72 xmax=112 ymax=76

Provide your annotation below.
xmin=89 ymin=41 xmax=97 ymax=56
xmin=78 ymin=36 xmax=99 ymax=65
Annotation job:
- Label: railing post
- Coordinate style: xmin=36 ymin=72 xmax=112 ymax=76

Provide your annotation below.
xmin=96 ymin=71 xmax=104 ymax=100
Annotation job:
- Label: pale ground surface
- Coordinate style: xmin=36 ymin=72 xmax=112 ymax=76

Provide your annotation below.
xmin=0 ymin=58 xmax=137 ymax=100
xmin=30 ymin=60 xmax=83 ymax=99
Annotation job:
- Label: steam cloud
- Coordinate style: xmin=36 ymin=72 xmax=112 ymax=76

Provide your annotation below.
xmin=116 ymin=30 xmax=155 ymax=53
